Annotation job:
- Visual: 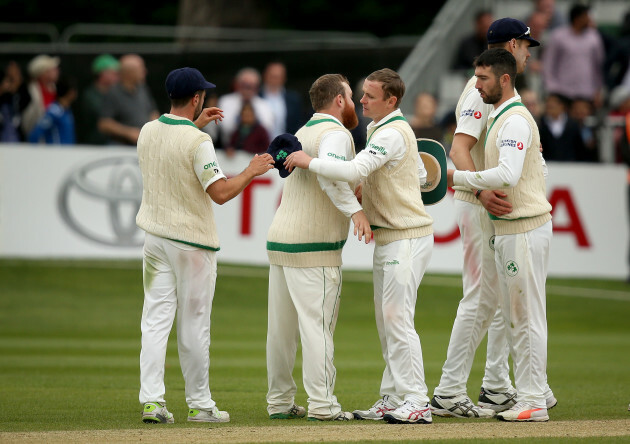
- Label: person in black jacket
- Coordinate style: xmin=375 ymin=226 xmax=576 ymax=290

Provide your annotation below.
xmin=538 ymin=93 xmax=586 ymax=161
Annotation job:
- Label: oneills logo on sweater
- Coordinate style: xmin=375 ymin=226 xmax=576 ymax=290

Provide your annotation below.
xmin=367 ymin=144 xmax=387 ymax=156
xmin=385 ymin=259 xmax=400 ymax=266
xmin=327 ymin=152 xmax=346 ymax=161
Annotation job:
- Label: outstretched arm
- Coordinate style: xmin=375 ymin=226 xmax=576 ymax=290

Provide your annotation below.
xmin=207 ymin=153 xmax=274 ymax=204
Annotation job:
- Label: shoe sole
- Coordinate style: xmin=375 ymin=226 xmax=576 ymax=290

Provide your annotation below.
xmin=352 ymin=412 xmax=383 ymax=420
xmin=430 ymin=407 xmax=494 ymax=419
xmin=383 ymin=414 xmax=432 ymax=424
xmin=187 ymin=417 xmax=229 ymax=423
xmin=547 ymin=400 xmax=558 ymax=410
xmin=269 ymin=413 xmax=306 ymax=419
xmin=497 ymin=415 xmax=549 ymax=422
xmin=478 ymin=402 xmax=515 ymax=413
xmin=142 ymin=415 xmax=173 ymax=424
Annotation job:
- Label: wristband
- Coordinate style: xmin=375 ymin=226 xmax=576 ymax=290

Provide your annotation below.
xmin=475 ymin=189 xmax=482 ymax=199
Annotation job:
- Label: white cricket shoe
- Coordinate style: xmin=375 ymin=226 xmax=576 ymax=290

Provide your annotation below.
xmin=352 ymin=395 xmax=396 ymax=420
xmin=187 ymin=406 xmax=230 ymax=423
xmin=142 ymin=402 xmax=174 ymax=424
xmin=477 ymin=387 xmax=518 ymax=412
xmin=430 ymin=394 xmax=495 ymax=418
xmin=308 ymin=411 xmax=354 ymax=421
xmin=496 ymin=402 xmax=549 ymax=422
xmin=383 ymin=400 xmax=432 ymax=424
xmin=546 ymin=394 xmax=558 ymax=410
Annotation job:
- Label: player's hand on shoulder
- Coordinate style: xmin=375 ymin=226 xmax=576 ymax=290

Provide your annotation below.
xmin=351 ymin=210 xmax=372 ymax=244
xmin=479 ymin=190 xmax=512 ymax=217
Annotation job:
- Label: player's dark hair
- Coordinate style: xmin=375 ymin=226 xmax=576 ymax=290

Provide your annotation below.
xmin=170 ymin=89 xmax=204 ymax=108
xmin=474 ymin=48 xmax=517 ymax=88
xmin=309 ymin=74 xmax=349 ymax=112
xmin=366 ymin=68 xmax=405 ymax=108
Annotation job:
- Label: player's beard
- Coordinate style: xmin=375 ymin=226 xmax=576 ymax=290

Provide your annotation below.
xmin=193 ymin=98 xmax=204 ymax=121
xmin=341 ymin=100 xmax=359 ymax=130
xmin=480 ymin=83 xmax=502 ymax=105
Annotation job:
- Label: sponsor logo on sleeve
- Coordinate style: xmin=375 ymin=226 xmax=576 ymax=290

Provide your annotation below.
xmin=500 ymin=139 xmax=525 ymax=150
xmin=460 ymin=109 xmax=483 ymax=120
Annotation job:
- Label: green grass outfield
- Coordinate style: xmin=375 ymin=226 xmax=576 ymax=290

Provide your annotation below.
xmin=1 ymin=259 xmax=629 ymax=442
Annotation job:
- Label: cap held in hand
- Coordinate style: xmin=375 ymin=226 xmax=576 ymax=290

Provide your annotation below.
xmin=266 ymin=133 xmax=303 ymax=178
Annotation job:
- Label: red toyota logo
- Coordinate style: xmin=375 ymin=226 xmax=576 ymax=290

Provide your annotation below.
xmin=474 ymin=111 xmax=482 ymax=119
xmin=517 ymin=142 xmax=524 ymax=150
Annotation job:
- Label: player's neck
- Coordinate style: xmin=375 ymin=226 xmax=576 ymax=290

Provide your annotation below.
xmin=493 ymin=90 xmax=516 ymax=110
xmin=169 ymin=107 xmax=194 ymax=121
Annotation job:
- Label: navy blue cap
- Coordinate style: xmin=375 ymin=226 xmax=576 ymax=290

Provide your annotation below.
xmin=165 ymin=67 xmax=216 ymax=99
xmin=266 ymin=133 xmax=302 ymax=178
xmin=487 ymin=18 xmax=540 ymax=47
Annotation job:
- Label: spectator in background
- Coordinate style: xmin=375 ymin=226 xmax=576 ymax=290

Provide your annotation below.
xmin=0 ymin=60 xmax=31 ymax=142
xmin=608 ymin=85 xmax=630 ymax=163
xmin=225 ymin=100 xmax=270 ymax=157
xmin=438 ymin=110 xmax=457 ymax=156
xmin=538 ymin=93 xmax=585 ymax=161
xmin=542 ymin=3 xmax=605 ymax=109
xmin=604 ymin=10 xmax=630 ymax=92
xmin=21 ymin=54 xmax=59 ymax=137
xmin=409 ymin=92 xmax=443 ymax=141
xmin=218 ymin=67 xmax=274 ymax=148
xmin=529 ymin=0 xmax=566 ymax=32
xmin=522 ymin=11 xmax=550 ymax=96
xmin=28 ymin=75 xmax=77 ymax=145
xmin=570 ymin=97 xmax=599 ymax=161
xmin=98 ymin=53 xmax=159 ymax=146
xmin=76 ymin=54 xmax=120 ymax=145
xmin=520 ymin=88 xmax=543 ymax=121
xmin=260 ymin=61 xmax=305 ymax=138
xmin=452 ymin=10 xmax=494 ymax=72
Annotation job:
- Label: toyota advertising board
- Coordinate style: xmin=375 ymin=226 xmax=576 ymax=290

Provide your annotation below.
xmin=0 ymin=145 xmax=627 ymax=278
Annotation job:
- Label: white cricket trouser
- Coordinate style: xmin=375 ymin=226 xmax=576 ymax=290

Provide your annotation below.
xmin=373 ymin=235 xmax=433 ymax=406
xmin=139 ymin=232 xmax=218 ymax=410
xmin=266 ymin=265 xmax=343 ymax=417
xmin=435 ymin=200 xmax=512 ymax=397
xmin=494 ymin=220 xmax=552 ymax=408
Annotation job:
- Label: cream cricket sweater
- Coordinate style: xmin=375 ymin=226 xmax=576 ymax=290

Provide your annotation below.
xmin=266 ymin=118 xmax=355 ymax=267
xmin=453 ymin=76 xmax=487 ymax=205
xmin=362 ymin=116 xmax=433 ymax=245
xmin=485 ymin=103 xmax=552 ymax=235
xmin=136 ymin=114 xmax=220 ymax=250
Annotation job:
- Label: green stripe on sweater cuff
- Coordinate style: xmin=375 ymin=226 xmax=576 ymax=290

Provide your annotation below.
xmin=267 ymin=240 xmax=346 ymax=253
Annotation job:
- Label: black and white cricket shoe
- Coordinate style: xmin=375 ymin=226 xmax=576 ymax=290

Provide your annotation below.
xmin=430 ymin=394 xmax=495 ymax=418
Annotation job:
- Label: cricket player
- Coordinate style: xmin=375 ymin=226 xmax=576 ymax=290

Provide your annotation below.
xmin=447 ymin=48 xmax=553 ymax=422
xmin=266 ymin=74 xmax=371 ymax=421
xmin=136 ymin=67 xmax=274 ymax=424
xmin=285 ymin=68 xmax=434 ymax=425
xmin=432 ymin=17 xmax=556 ymax=417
